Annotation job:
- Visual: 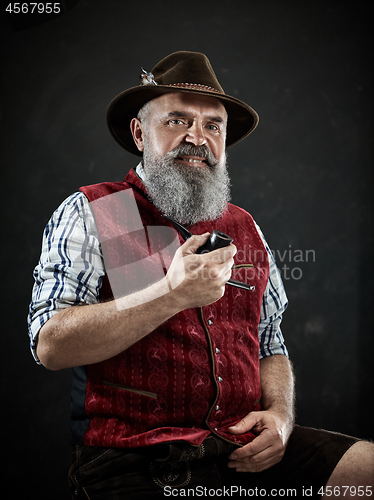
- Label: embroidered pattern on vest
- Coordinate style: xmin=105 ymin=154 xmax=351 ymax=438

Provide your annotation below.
xmin=71 ymin=169 xmax=269 ymax=448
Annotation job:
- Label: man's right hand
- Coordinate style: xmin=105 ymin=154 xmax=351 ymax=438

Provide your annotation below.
xmin=37 ymin=232 xmax=236 ymax=370
xmin=167 ymin=233 xmax=237 ymax=309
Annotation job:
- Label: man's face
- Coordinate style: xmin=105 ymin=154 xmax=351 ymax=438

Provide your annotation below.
xmin=132 ymin=92 xmax=227 ymax=165
xmin=130 ymin=92 xmax=231 ymax=225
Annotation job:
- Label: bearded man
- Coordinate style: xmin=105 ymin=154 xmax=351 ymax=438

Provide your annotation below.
xmin=28 ymin=52 xmax=374 ymax=499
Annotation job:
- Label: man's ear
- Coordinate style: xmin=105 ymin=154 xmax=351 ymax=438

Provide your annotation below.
xmin=130 ymin=118 xmax=145 ymax=152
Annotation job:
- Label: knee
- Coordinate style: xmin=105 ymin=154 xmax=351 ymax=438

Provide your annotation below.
xmin=326 ymin=440 xmax=374 ymax=490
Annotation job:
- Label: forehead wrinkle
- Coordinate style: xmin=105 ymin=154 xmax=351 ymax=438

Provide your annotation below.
xmin=166 ymin=111 xmax=190 ymax=118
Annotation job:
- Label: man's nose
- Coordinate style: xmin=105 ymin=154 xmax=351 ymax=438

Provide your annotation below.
xmin=185 ymin=121 xmax=206 ymax=146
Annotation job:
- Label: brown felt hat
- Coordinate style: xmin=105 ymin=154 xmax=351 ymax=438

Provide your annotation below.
xmin=106 ymin=51 xmax=259 ymax=156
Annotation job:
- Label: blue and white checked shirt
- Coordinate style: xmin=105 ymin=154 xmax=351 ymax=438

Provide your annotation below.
xmin=28 ymin=164 xmax=289 ymax=364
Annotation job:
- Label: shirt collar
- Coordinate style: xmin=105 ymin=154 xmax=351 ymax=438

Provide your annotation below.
xmin=135 ymin=162 xmax=145 ymax=180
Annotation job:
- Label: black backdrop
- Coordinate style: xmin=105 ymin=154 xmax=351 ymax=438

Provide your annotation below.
xmin=1 ymin=0 xmax=372 ymax=497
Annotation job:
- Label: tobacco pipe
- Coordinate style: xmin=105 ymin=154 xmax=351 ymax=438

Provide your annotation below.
xmin=162 ymin=215 xmax=255 ymax=292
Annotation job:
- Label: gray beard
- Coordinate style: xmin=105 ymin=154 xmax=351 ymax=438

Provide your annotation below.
xmin=142 ymin=143 xmax=231 ymax=226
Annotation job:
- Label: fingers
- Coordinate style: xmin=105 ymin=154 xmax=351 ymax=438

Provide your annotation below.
xmin=180 ymin=233 xmax=211 ymax=255
xmin=181 ymin=234 xmax=236 ymax=262
xmin=180 ymin=234 xmax=236 ymax=282
xmin=229 ymin=432 xmax=270 ymax=462
xmin=200 ymin=244 xmax=237 ymax=283
xmin=228 ymin=441 xmax=285 ymax=472
xmin=227 ymin=413 xmax=287 ymax=473
xmin=211 ymin=243 xmax=237 ymax=263
xmin=228 ymin=443 xmax=281 ymax=473
xmin=228 ymin=412 xmax=260 ymax=435
xmin=228 ymin=431 xmax=285 ymax=472
xmin=168 ymin=234 xmax=237 ymax=309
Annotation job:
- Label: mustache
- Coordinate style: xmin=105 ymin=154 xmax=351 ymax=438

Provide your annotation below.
xmin=165 ymin=143 xmax=219 ymax=168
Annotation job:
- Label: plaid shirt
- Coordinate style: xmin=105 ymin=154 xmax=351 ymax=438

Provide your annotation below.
xmin=28 ymin=165 xmax=288 ymax=364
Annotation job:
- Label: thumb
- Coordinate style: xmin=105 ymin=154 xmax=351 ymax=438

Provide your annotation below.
xmin=181 ymin=233 xmax=210 ymax=255
xmin=228 ymin=412 xmax=261 ymax=435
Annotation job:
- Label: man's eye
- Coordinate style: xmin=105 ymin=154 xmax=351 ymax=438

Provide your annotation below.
xmin=169 ymin=119 xmax=184 ymax=125
xmin=207 ymin=124 xmax=218 ymax=131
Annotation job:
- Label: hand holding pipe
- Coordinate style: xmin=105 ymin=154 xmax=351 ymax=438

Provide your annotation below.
xmin=162 ymin=215 xmax=255 ymax=292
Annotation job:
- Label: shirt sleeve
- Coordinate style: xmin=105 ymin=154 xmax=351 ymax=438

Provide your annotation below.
xmin=27 ymin=192 xmax=105 ymax=364
xmin=255 ymin=223 xmax=289 ymax=359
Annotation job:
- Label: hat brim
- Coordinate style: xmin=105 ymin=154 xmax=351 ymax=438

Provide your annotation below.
xmin=106 ymin=85 xmax=259 ymax=156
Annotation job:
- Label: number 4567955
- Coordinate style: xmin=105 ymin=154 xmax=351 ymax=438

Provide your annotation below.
xmin=5 ymin=3 xmax=61 ymax=14
xmin=318 ymin=486 xmax=372 ymax=497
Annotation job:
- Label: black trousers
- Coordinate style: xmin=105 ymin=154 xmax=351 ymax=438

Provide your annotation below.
xmin=68 ymin=425 xmax=358 ymax=499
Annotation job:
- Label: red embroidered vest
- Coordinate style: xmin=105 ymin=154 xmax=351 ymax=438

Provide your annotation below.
xmin=73 ymin=168 xmax=269 ymax=448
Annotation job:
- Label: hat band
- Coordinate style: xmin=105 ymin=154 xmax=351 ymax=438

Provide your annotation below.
xmin=165 ymin=83 xmax=221 ymax=94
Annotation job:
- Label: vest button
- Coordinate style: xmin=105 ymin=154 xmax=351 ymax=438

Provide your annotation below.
xmin=215 ymin=405 xmax=220 ymax=411
xmin=207 ymin=319 xmax=213 ymax=326
xmin=214 ymin=427 xmax=218 ymax=431
xmin=215 ymin=348 xmax=220 ymax=354
xmin=218 ymin=376 xmax=223 ymax=383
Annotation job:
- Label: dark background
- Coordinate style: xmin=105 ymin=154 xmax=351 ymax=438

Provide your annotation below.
xmin=1 ymin=0 xmax=372 ymax=497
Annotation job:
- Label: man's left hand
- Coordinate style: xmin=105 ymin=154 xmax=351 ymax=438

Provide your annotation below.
xmin=227 ymin=410 xmax=292 ymax=473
